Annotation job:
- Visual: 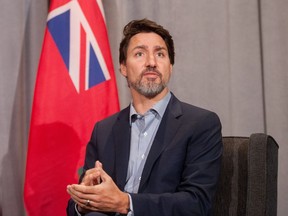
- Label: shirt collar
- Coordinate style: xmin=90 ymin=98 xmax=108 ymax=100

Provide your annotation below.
xmin=129 ymin=92 xmax=171 ymax=125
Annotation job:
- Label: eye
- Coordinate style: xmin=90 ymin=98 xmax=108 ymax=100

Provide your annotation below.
xmin=135 ymin=52 xmax=144 ymax=57
xmin=156 ymin=52 xmax=165 ymax=57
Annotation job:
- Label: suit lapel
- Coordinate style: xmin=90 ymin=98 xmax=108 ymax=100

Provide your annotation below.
xmin=139 ymin=94 xmax=183 ymax=191
xmin=113 ymin=106 xmax=131 ymax=190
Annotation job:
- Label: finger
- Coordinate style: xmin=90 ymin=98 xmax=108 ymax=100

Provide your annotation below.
xmin=82 ymin=163 xmax=102 ymax=178
xmin=81 ymin=167 xmax=97 ymax=185
xmin=81 ymin=171 xmax=101 ymax=186
xmin=83 ymin=167 xmax=98 ymax=176
xmin=67 ymin=184 xmax=102 ymax=211
xmin=96 ymin=165 xmax=112 ymax=183
xmin=67 ymin=185 xmax=89 ymax=208
xmin=80 ymin=200 xmax=101 ymax=212
xmin=67 ymin=185 xmax=101 ymax=210
xmin=81 ymin=161 xmax=103 ymax=185
xmin=85 ymin=160 xmax=102 ymax=175
xmin=70 ymin=184 xmax=97 ymax=195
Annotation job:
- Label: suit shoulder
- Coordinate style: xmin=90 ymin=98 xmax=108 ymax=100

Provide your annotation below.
xmin=181 ymin=101 xmax=213 ymax=114
xmin=95 ymin=112 xmax=119 ymax=129
xmin=169 ymin=93 xmax=221 ymax=123
xmin=179 ymin=101 xmax=221 ymax=123
xmin=95 ymin=106 xmax=129 ymax=127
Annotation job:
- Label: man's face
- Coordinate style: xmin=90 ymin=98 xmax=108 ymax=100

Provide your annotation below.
xmin=120 ymin=32 xmax=172 ymax=98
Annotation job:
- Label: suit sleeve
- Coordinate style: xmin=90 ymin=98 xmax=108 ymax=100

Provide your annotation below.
xmin=130 ymin=112 xmax=223 ymax=216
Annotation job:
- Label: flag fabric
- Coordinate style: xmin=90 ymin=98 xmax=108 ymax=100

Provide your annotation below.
xmin=24 ymin=0 xmax=119 ymax=215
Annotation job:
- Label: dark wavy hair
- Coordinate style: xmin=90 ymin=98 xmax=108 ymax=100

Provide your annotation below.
xmin=119 ymin=18 xmax=175 ymax=65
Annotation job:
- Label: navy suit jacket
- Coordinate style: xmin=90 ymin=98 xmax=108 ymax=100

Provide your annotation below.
xmin=67 ymin=93 xmax=223 ymax=216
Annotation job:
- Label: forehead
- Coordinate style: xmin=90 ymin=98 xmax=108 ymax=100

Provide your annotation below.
xmin=128 ymin=32 xmax=167 ymax=50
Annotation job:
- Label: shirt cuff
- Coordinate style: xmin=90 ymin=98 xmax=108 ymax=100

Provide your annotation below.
xmin=127 ymin=194 xmax=134 ymax=216
xmin=74 ymin=203 xmax=83 ymax=216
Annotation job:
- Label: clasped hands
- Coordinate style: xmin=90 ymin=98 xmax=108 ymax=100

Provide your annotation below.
xmin=67 ymin=161 xmax=130 ymax=214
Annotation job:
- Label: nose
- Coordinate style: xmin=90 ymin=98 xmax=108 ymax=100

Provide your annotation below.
xmin=146 ymin=53 xmax=156 ymax=68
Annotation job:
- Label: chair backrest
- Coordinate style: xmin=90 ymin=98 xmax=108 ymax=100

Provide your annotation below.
xmin=212 ymin=133 xmax=279 ymax=216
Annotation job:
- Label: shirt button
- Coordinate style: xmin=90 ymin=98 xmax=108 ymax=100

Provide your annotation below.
xmin=143 ymin=132 xmax=148 ymax=136
xmin=141 ymin=154 xmax=145 ymax=159
xmin=139 ymin=177 xmax=141 ymax=181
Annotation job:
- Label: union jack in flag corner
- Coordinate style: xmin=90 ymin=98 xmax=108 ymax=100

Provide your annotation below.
xmin=24 ymin=0 xmax=119 ymax=215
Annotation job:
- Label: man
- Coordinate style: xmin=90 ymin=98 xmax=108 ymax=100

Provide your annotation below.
xmin=67 ymin=18 xmax=223 ymax=216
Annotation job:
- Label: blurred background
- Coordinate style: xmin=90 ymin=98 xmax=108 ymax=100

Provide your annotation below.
xmin=0 ymin=0 xmax=287 ymax=215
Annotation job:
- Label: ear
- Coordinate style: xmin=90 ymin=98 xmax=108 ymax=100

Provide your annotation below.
xmin=120 ymin=64 xmax=127 ymax=77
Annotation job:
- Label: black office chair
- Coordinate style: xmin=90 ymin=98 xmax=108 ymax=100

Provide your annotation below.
xmin=213 ymin=133 xmax=279 ymax=216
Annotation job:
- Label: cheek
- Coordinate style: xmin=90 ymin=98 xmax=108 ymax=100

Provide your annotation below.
xmin=163 ymin=66 xmax=172 ymax=80
xmin=126 ymin=65 xmax=142 ymax=78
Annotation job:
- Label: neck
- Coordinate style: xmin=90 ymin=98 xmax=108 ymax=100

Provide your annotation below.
xmin=131 ymin=88 xmax=169 ymax=115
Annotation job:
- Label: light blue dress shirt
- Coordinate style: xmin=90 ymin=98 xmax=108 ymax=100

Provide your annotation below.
xmin=125 ymin=92 xmax=171 ymax=215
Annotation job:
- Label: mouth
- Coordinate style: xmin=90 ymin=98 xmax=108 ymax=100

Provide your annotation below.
xmin=142 ymin=69 xmax=162 ymax=80
xmin=143 ymin=72 xmax=159 ymax=79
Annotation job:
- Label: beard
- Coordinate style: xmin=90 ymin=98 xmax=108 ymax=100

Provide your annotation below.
xmin=128 ymin=69 xmax=167 ymax=99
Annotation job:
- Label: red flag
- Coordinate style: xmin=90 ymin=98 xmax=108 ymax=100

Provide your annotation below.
xmin=24 ymin=0 xmax=119 ymax=215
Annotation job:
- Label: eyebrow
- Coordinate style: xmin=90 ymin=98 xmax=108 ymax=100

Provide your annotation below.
xmin=132 ymin=45 xmax=167 ymax=51
xmin=154 ymin=46 xmax=167 ymax=52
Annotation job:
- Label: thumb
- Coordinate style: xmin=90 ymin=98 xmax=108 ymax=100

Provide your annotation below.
xmin=97 ymin=164 xmax=111 ymax=183
xmin=95 ymin=160 xmax=103 ymax=184
xmin=95 ymin=160 xmax=103 ymax=169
